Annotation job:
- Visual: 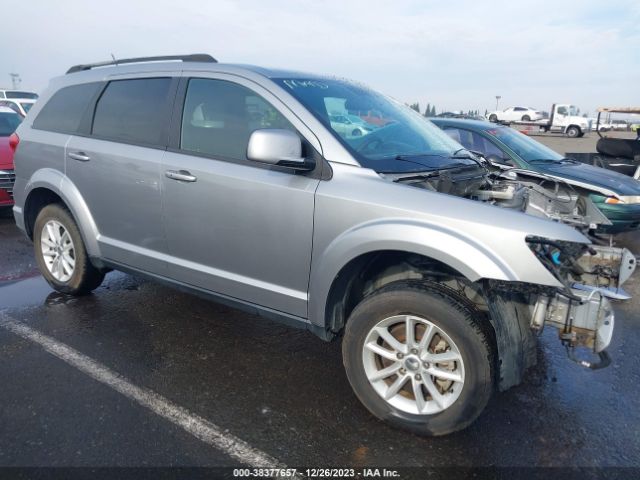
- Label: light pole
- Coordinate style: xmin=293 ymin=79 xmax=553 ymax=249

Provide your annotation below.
xmin=9 ymin=73 xmax=21 ymax=90
xmin=495 ymin=95 xmax=501 ymax=110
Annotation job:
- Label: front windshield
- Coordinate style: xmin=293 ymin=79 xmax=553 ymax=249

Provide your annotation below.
xmin=274 ymin=78 xmax=465 ymax=173
xmin=0 ymin=112 xmax=22 ymax=136
xmin=487 ymin=127 xmax=563 ymax=163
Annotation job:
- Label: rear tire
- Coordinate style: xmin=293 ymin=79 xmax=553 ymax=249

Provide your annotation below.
xmin=566 ymin=126 xmax=580 ymax=138
xmin=34 ymin=204 xmax=105 ymax=295
xmin=342 ymin=281 xmax=494 ymax=436
xmin=522 ymin=115 xmax=531 ymax=121
xmin=489 ymin=114 xmax=498 ymax=123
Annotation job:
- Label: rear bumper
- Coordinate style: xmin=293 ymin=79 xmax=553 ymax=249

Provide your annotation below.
xmin=0 ymin=169 xmax=15 ymax=207
xmin=0 ymin=188 xmax=13 ymax=207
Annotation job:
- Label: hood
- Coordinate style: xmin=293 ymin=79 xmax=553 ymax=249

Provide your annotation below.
xmin=0 ymin=137 xmax=13 ymax=170
xmin=536 ymin=161 xmax=640 ymax=196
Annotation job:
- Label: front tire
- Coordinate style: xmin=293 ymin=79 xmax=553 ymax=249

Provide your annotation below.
xmin=34 ymin=204 xmax=105 ymax=295
xmin=342 ymin=281 xmax=494 ymax=436
xmin=522 ymin=115 xmax=531 ymax=121
xmin=566 ymin=126 xmax=580 ymax=138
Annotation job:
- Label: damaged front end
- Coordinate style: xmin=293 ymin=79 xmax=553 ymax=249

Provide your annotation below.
xmin=387 ymin=160 xmax=635 ymax=385
xmin=481 ymin=238 xmax=634 ymax=390
xmin=526 ymin=237 xmax=635 ymax=368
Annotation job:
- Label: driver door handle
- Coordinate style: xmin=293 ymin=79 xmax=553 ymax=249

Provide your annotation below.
xmin=67 ymin=151 xmax=91 ymax=162
xmin=165 ymin=170 xmax=197 ymax=182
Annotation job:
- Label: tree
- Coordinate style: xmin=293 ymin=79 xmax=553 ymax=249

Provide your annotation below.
xmin=424 ymin=103 xmax=431 ymax=117
xmin=431 ymin=105 xmax=437 ymax=116
xmin=410 ymin=102 xmax=420 ymax=112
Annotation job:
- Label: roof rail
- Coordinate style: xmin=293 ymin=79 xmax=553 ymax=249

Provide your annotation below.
xmin=66 ymin=54 xmax=217 ymax=74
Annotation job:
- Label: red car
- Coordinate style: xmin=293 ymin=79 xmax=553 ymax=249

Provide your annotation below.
xmin=0 ymin=107 xmax=21 ymax=209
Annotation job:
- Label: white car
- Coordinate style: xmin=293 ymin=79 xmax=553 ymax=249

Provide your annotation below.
xmin=487 ymin=106 xmax=544 ymax=123
xmin=589 ymin=119 xmax=612 ymax=131
xmin=610 ymin=120 xmax=629 ymax=130
xmin=0 ymin=98 xmax=36 ymax=118
xmin=329 ymin=114 xmax=372 ymax=138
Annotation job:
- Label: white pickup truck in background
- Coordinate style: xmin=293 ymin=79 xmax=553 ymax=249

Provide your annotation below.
xmin=490 ymin=103 xmax=591 ymax=138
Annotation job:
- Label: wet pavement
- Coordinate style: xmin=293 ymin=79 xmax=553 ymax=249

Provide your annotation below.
xmin=1 ymin=214 xmax=640 ymax=468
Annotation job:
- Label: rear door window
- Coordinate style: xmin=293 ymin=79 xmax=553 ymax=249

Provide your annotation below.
xmin=92 ymin=78 xmax=173 ymax=147
xmin=33 ymin=82 xmax=102 ymax=134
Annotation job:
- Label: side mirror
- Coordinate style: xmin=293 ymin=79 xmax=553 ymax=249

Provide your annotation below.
xmin=247 ymin=129 xmax=313 ymax=171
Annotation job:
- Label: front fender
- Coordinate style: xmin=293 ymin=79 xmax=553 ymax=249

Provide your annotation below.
xmin=22 ymin=168 xmax=101 ymax=257
xmin=307 ymin=218 xmax=560 ymax=328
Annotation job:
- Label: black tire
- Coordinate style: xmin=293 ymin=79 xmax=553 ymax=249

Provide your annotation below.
xmin=522 ymin=115 xmax=531 ymax=121
xmin=566 ymin=126 xmax=580 ymax=138
xmin=342 ymin=281 xmax=494 ymax=436
xmin=488 ymin=114 xmax=498 ymax=123
xmin=352 ymin=129 xmax=362 ymax=137
xmin=33 ymin=203 xmax=105 ymax=295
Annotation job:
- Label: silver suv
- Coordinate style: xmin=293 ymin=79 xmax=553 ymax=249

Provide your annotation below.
xmin=12 ymin=55 xmax=635 ymax=436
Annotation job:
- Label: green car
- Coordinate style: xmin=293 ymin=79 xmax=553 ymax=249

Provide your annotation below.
xmin=431 ymin=118 xmax=640 ymax=234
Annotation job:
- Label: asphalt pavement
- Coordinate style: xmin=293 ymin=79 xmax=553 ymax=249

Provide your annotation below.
xmin=1 ymin=161 xmax=639 ymax=472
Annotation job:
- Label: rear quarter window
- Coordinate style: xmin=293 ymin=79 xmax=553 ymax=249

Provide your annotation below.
xmin=91 ymin=78 xmax=173 ymax=147
xmin=33 ymin=82 xmax=102 ymax=134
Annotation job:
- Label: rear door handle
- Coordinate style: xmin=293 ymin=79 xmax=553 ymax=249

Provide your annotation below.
xmin=165 ymin=170 xmax=197 ymax=182
xmin=68 ymin=151 xmax=90 ymax=162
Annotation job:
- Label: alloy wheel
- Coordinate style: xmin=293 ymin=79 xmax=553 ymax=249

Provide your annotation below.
xmin=40 ymin=220 xmax=76 ymax=282
xmin=362 ymin=315 xmax=465 ymax=415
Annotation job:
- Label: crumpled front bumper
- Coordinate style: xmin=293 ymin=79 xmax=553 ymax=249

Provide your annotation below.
xmin=531 ymin=245 xmax=635 ymax=358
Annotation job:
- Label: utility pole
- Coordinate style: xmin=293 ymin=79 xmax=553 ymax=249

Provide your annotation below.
xmin=9 ymin=73 xmax=21 ymax=89
xmin=495 ymin=95 xmax=501 ymax=110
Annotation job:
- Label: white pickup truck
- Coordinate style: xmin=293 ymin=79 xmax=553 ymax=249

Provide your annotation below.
xmin=491 ymin=104 xmax=592 ymax=138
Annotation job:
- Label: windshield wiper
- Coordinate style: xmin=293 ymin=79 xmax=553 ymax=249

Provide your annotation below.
xmin=529 ymin=157 xmax=579 ymax=165
xmin=394 ymin=153 xmax=441 ymax=160
xmin=451 ymin=148 xmax=472 ymax=157
xmin=528 ymin=159 xmax=564 ymax=164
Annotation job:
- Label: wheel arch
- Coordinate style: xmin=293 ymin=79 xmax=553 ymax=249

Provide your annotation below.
xmin=308 ymin=219 xmax=519 ymax=334
xmin=320 ymin=250 xmax=482 ymax=337
xmin=22 ymin=169 xmax=101 ymax=257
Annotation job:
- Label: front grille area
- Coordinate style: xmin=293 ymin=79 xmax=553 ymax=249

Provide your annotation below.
xmin=0 ymin=169 xmax=15 ymax=199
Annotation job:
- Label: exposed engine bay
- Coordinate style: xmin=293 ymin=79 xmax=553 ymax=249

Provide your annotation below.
xmin=386 ymin=162 xmax=611 ymax=231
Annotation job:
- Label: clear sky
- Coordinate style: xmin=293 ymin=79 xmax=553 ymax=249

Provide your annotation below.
xmin=2 ymin=0 xmax=639 ymax=117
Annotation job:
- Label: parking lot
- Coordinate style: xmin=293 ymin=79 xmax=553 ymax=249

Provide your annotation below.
xmin=0 ymin=131 xmax=639 ymax=472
